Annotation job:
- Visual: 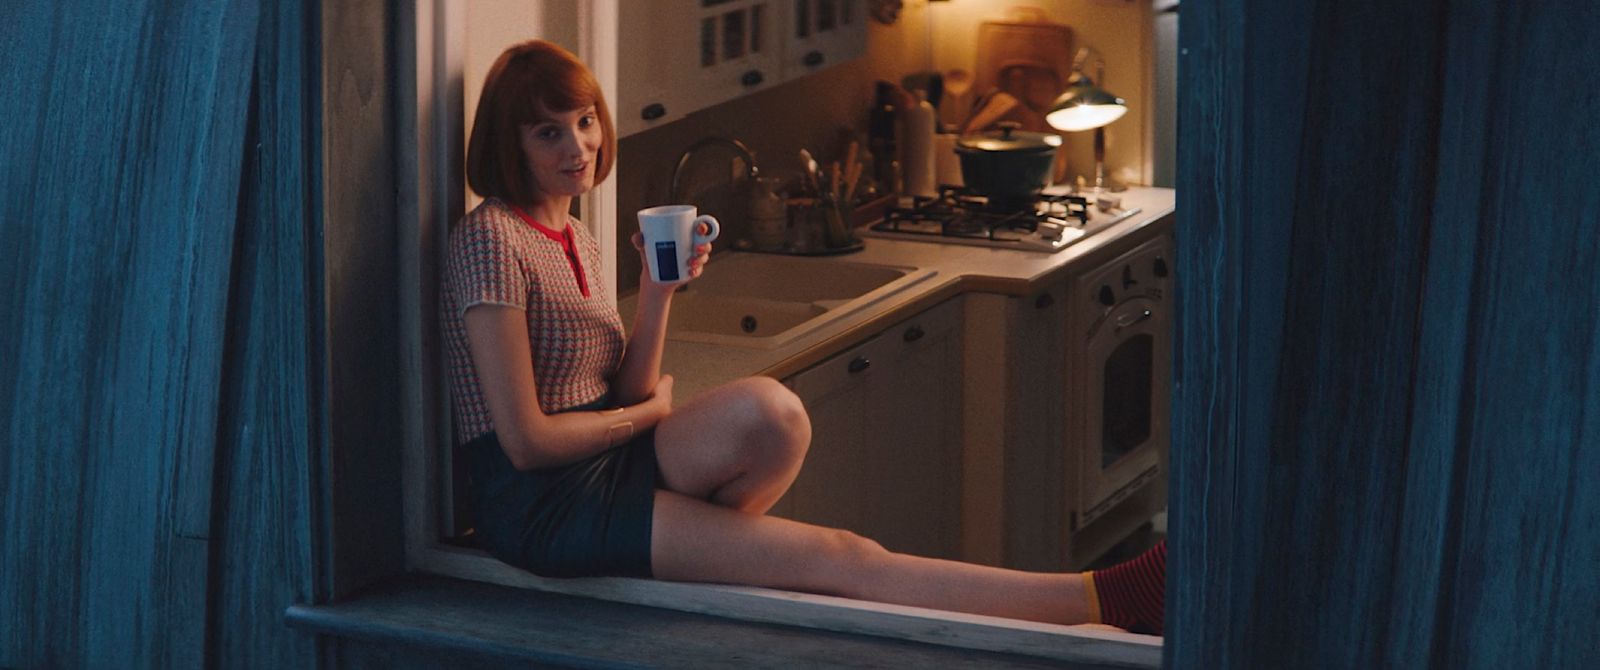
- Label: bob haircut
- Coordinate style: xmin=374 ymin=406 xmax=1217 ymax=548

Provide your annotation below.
xmin=465 ymin=40 xmax=617 ymax=207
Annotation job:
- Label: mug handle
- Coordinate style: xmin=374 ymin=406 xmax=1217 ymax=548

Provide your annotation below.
xmin=692 ymin=214 xmax=720 ymax=245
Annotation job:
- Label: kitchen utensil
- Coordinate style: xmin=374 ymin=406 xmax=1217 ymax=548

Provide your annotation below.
xmin=973 ymin=7 xmax=1073 ymax=108
xmin=829 ymin=160 xmax=842 ymax=201
xmin=941 ymin=68 xmax=974 ymax=129
xmin=955 ymin=121 xmax=1062 ymax=205
xmin=962 ymin=89 xmax=1021 ymax=135
xmin=799 ymin=148 xmax=820 ymax=193
xmin=844 ymin=154 xmax=863 ymax=204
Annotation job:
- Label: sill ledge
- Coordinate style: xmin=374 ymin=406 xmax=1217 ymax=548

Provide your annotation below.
xmin=286 ymin=573 xmax=1145 ymax=669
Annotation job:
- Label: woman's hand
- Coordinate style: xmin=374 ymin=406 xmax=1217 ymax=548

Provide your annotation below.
xmin=632 ymin=227 xmax=712 ymax=296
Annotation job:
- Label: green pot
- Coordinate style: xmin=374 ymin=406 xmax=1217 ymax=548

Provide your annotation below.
xmin=955 ymin=122 xmax=1062 ymax=204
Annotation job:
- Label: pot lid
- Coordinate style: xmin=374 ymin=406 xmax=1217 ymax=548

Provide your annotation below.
xmin=957 ymin=121 xmax=1062 ymax=154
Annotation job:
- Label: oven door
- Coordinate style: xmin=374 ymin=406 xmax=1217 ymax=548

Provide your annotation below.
xmin=1076 ymin=288 xmax=1170 ymax=529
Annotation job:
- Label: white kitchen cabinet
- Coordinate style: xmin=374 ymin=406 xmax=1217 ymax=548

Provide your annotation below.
xmin=617 ymin=0 xmax=865 ymax=137
xmin=778 ymin=0 xmax=867 ymax=81
xmin=777 ymin=296 xmax=964 ymax=560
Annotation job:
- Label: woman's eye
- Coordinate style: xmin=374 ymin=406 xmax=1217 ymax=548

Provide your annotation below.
xmin=579 ymin=115 xmax=596 ymax=128
xmin=538 ymin=127 xmax=559 ymax=140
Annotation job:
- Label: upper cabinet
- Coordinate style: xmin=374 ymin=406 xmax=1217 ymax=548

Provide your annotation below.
xmin=779 ymin=0 xmax=867 ymax=80
xmin=617 ymin=0 xmax=866 ymax=137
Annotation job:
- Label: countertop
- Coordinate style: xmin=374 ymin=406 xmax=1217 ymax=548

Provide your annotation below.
xmin=628 ymin=187 xmax=1176 ymax=400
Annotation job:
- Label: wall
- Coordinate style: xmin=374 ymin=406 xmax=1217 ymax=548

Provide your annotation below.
xmin=612 ymin=0 xmax=1152 ymax=293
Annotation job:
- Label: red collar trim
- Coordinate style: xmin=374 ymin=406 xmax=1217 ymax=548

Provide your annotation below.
xmin=506 ymin=202 xmax=568 ymax=243
xmin=503 ymin=200 xmax=590 ymax=298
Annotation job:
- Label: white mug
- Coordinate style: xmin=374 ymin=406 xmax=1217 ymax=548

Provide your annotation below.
xmin=638 ymin=205 xmax=720 ymax=283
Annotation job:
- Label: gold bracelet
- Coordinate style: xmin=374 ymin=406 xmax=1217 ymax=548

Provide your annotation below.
xmin=607 ymin=420 xmax=635 ymax=447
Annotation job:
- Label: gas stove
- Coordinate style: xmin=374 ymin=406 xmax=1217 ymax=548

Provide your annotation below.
xmin=863 ymin=185 xmax=1140 ymax=253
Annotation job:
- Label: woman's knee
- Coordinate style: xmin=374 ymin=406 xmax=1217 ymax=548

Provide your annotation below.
xmin=813 ymin=527 xmax=888 ymax=574
xmin=734 ymin=376 xmax=811 ymax=450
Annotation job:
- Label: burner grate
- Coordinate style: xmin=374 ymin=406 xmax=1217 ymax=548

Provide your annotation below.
xmin=875 ymin=185 xmax=1090 ymax=243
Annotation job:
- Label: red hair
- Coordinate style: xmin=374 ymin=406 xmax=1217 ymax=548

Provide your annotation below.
xmin=465 ymin=40 xmax=616 ymax=207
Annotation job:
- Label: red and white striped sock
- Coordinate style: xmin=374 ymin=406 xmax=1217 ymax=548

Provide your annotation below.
xmin=1087 ymin=540 xmax=1166 ymax=635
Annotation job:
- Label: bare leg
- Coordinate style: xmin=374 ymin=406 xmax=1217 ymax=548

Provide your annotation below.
xmin=650 ymin=490 xmax=1097 ymax=626
xmin=653 ymin=376 xmax=810 ymax=514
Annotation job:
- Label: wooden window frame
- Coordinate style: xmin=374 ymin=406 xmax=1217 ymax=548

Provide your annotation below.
xmin=390 ymin=1 xmax=1158 ymax=666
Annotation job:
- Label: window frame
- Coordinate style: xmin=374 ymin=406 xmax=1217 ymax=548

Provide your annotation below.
xmin=393 ymin=1 xmax=1159 ymax=666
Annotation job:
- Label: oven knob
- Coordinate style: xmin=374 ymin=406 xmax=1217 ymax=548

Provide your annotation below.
xmin=1097 ymin=285 xmax=1115 ymax=306
xmin=1153 ymin=257 xmax=1169 ymax=278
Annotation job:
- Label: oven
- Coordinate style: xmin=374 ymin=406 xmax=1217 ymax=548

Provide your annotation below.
xmin=860 ymin=184 xmax=1170 ymax=561
xmin=1068 ymin=233 xmax=1171 ymax=530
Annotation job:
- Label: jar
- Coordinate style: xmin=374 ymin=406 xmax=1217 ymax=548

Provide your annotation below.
xmin=746 ymin=177 xmax=787 ymax=250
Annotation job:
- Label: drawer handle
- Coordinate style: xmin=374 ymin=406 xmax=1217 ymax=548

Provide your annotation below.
xmin=903 ymin=325 xmax=925 ymax=342
xmin=1035 ymin=293 xmax=1055 ymax=310
xmin=641 ymin=103 xmax=666 ymax=121
xmin=803 ymin=50 xmax=824 ymax=67
xmin=741 ymin=69 xmax=765 ymax=87
xmin=848 ymin=356 xmax=871 ymax=373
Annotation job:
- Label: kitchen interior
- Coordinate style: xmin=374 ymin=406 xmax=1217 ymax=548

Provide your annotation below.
xmin=600 ymin=0 xmax=1180 ymax=579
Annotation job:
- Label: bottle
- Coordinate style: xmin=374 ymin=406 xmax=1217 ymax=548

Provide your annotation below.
xmin=901 ymin=91 xmax=937 ymax=198
xmin=868 ymin=82 xmax=898 ymax=195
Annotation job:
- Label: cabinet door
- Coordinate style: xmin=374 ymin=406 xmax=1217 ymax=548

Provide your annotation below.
xmin=1001 ymin=282 xmax=1071 ymax=571
xmin=780 ymin=0 xmax=868 ymax=80
xmin=617 ymin=3 xmax=695 ymax=136
xmin=863 ymin=298 xmax=964 ymax=560
xmin=618 ymin=1 xmax=783 ymax=137
xmin=780 ymin=297 xmax=964 ymax=560
xmin=783 ymin=331 xmax=889 ymax=536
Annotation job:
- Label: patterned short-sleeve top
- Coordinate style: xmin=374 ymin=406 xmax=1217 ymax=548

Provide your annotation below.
xmin=442 ymin=198 xmax=626 ymax=444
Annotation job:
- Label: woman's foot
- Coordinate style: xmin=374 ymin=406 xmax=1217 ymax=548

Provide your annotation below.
xmin=1086 ymin=540 xmax=1166 ymax=635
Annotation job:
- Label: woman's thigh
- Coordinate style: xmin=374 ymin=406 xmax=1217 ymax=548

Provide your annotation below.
xmin=649 ymin=488 xmax=877 ymax=593
xmin=651 ymin=376 xmax=810 ymax=499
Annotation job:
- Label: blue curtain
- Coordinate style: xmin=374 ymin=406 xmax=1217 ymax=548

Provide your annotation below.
xmin=1173 ymin=2 xmax=1599 ymax=667
xmin=1 ymin=1 xmax=319 ymax=667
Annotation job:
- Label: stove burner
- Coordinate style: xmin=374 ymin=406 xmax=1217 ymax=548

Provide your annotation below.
xmin=876 ymin=185 xmax=1090 ymax=245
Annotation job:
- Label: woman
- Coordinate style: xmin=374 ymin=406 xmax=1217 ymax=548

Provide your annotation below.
xmin=442 ymin=39 xmax=1166 ymax=635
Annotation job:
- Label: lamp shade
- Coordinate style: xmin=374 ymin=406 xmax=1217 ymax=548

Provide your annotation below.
xmin=1045 ymin=81 xmax=1128 ymax=132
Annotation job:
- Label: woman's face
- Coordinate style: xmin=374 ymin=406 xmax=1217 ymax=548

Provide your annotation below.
xmin=518 ymin=103 xmax=602 ymax=199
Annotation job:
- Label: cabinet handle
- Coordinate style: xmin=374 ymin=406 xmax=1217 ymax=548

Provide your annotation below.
xmin=848 ymin=356 xmax=871 ymax=373
xmin=1034 ymin=293 xmax=1055 ymax=310
xmin=803 ymin=50 xmax=824 ymax=67
xmin=641 ymin=103 xmax=666 ymax=121
xmin=741 ymin=69 xmax=765 ymax=87
xmin=902 ymin=325 xmax=925 ymax=342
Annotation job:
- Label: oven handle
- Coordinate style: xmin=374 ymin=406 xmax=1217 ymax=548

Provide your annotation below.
xmin=1115 ymin=308 xmax=1153 ymax=332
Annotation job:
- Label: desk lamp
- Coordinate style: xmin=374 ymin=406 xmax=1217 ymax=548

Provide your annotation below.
xmin=1046 ymin=47 xmax=1128 ymax=195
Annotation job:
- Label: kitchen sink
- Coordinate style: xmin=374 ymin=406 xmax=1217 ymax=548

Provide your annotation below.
xmin=621 ymin=252 xmax=935 ymax=349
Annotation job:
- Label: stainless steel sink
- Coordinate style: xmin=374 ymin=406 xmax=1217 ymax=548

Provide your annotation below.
xmin=621 ymin=253 xmax=935 ymax=349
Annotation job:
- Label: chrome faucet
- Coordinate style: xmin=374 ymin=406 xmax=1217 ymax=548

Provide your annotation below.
xmin=669 ymin=136 xmax=760 ymax=203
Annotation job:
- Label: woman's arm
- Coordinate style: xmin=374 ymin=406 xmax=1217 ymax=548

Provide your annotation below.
xmin=609 ymin=233 xmax=711 ymax=405
xmin=465 ymin=304 xmax=673 ymax=470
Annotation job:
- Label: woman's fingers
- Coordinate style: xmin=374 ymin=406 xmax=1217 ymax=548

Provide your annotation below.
xmin=630 ymin=231 xmax=644 ymax=250
xmin=686 ymin=244 xmax=711 ymax=278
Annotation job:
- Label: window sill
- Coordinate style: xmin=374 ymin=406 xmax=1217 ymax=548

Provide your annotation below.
xmin=287 ymin=573 xmax=1156 ymax=668
xmin=372 ymin=543 xmax=1161 ymax=667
